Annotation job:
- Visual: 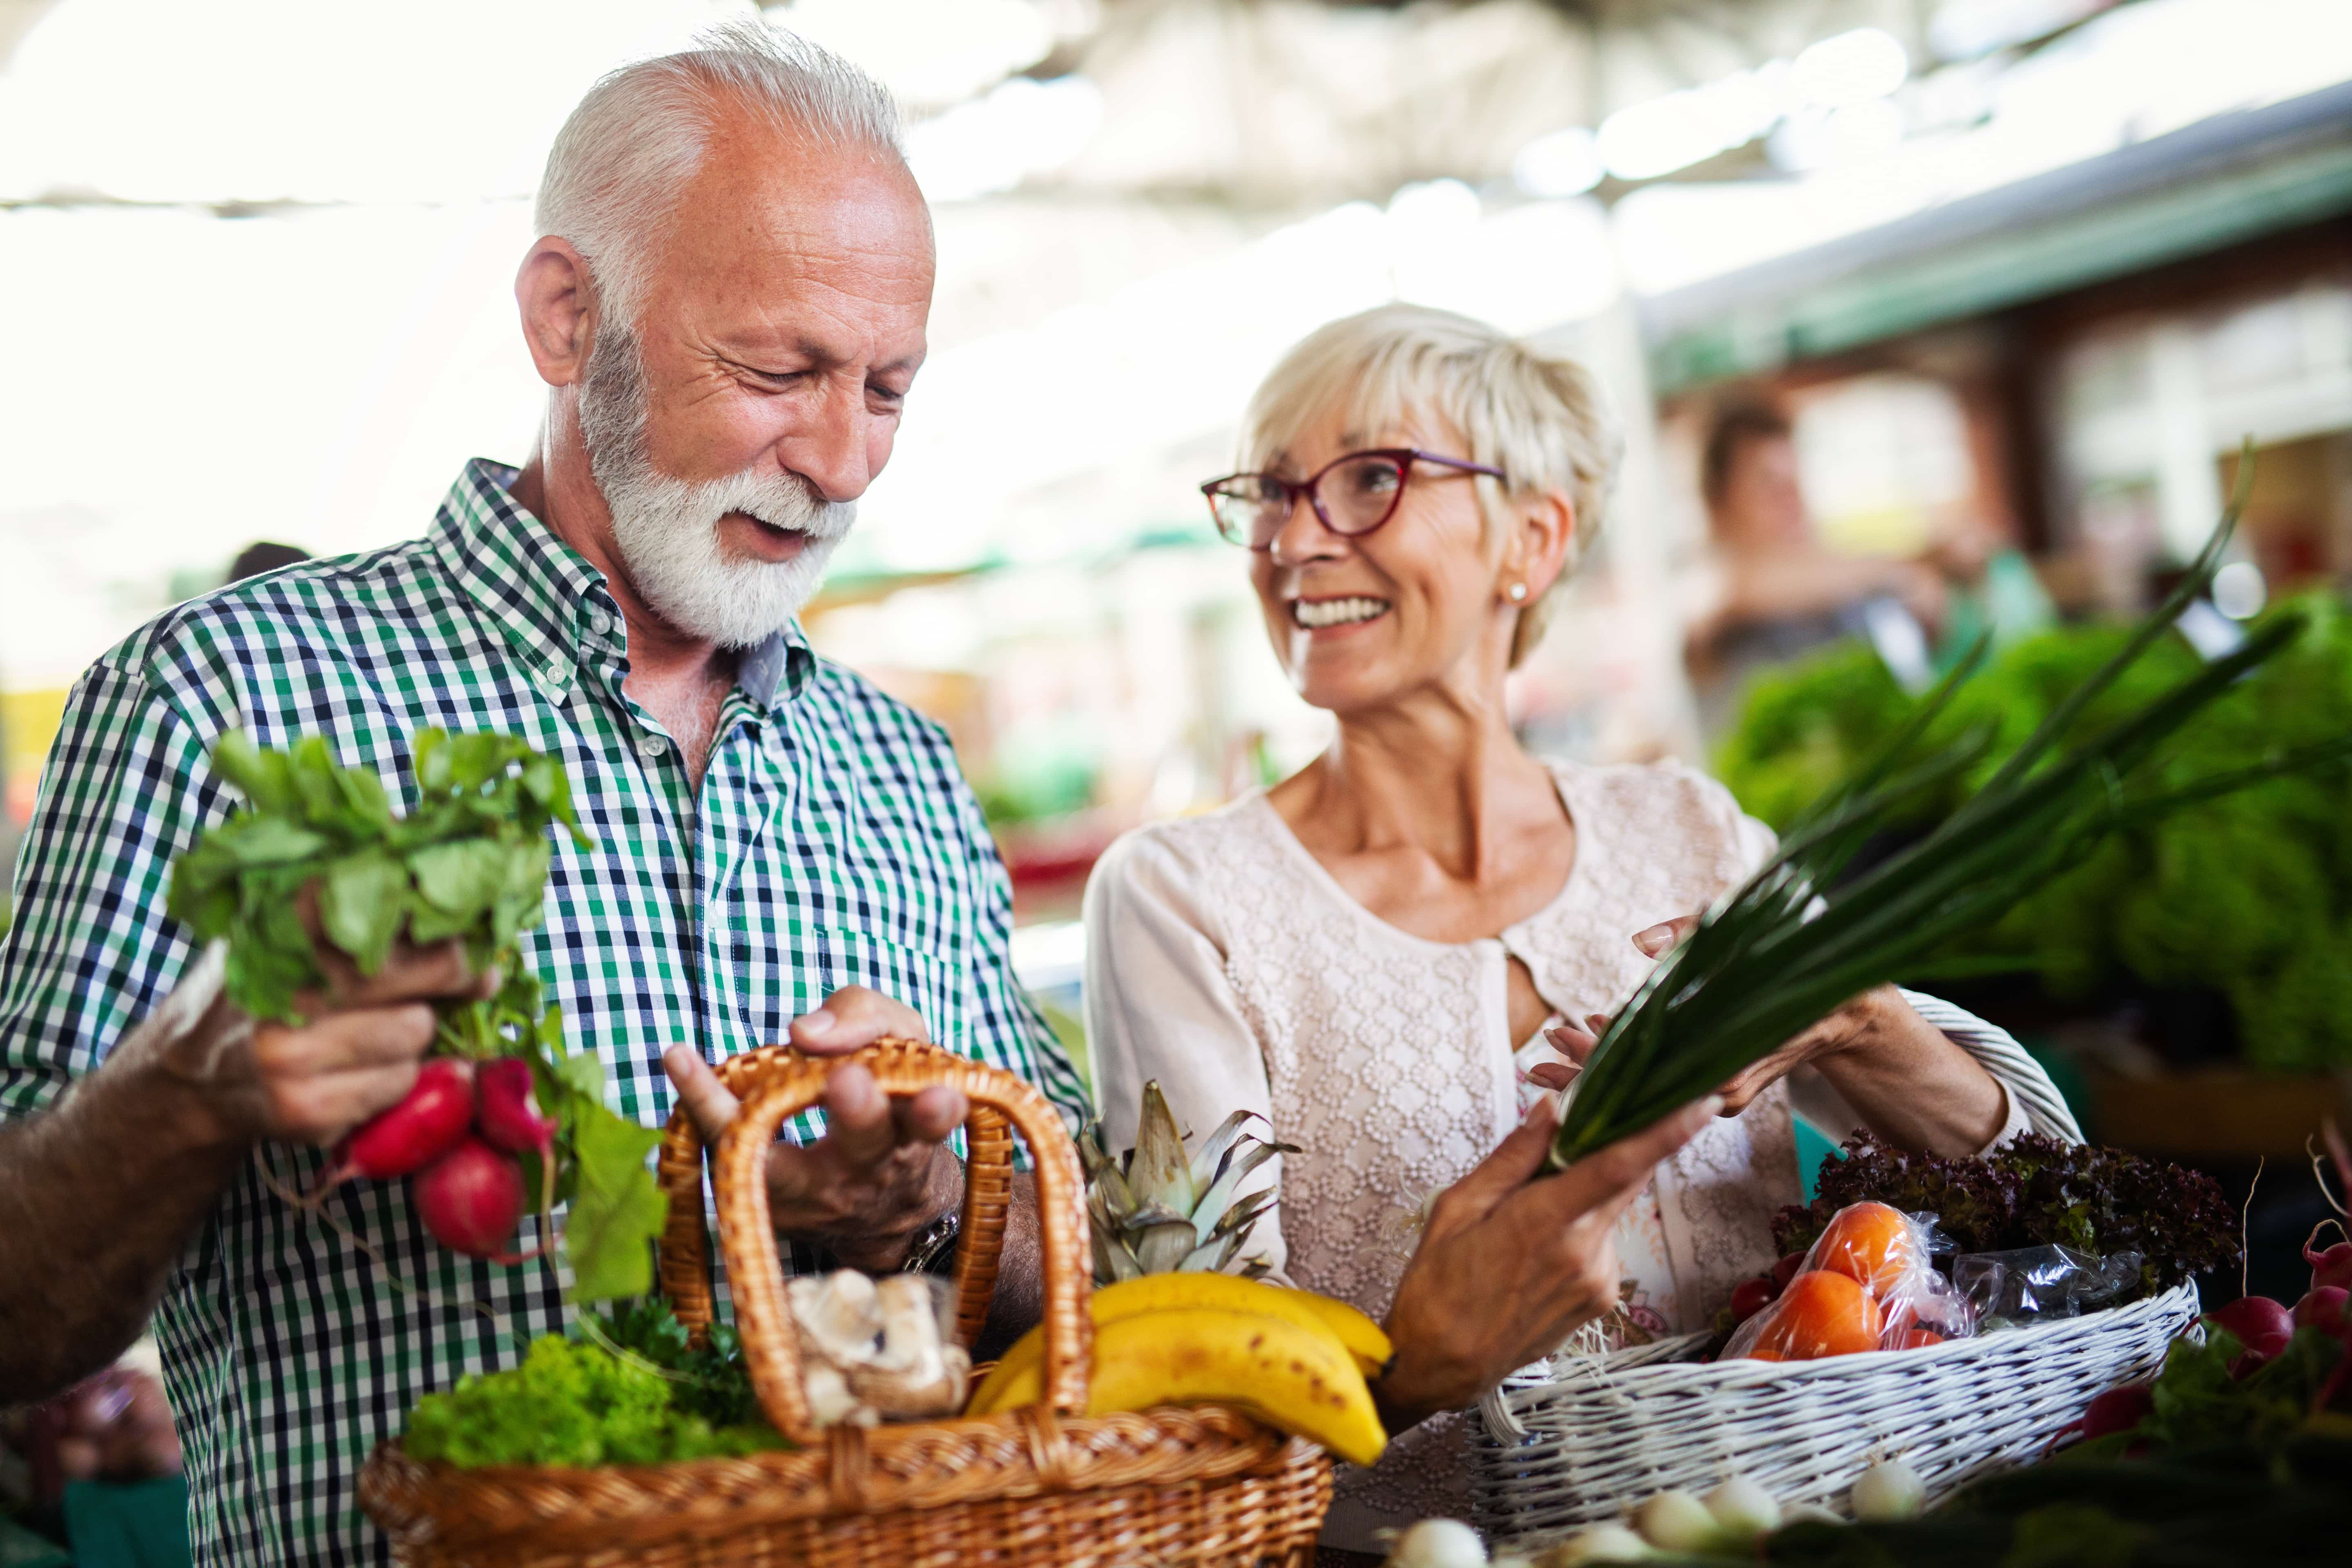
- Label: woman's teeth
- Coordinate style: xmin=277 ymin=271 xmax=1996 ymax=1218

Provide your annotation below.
xmin=1293 ymin=596 xmax=1391 ymax=629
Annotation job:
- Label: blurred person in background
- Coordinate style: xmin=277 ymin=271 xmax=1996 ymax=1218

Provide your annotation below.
xmin=226 ymin=540 xmax=310 ymax=582
xmin=1685 ymin=398 xmax=1949 ymax=733
xmin=0 ymin=22 xmax=1083 ymax=1564
xmin=1082 ymin=305 xmax=2077 ymax=1559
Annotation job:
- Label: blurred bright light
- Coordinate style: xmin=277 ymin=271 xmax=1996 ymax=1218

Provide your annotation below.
xmin=2212 ymin=559 xmax=2267 ymax=619
xmin=1386 ymin=177 xmax=1482 ymax=233
xmin=0 ymin=0 xmax=731 ymax=203
xmin=1768 ymin=99 xmax=1907 ymax=172
xmin=905 ymin=74 xmax=1101 ymax=201
xmin=1791 ymin=28 xmax=1910 ymax=109
xmin=766 ymin=0 xmax=1054 ymax=110
xmin=1929 ymin=0 xmax=2110 ymax=62
xmin=1512 ymin=126 xmax=1603 ymax=198
xmin=1597 ymin=65 xmax=1787 ymax=180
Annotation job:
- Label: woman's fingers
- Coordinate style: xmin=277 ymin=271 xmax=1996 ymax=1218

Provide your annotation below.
xmin=1632 ymin=915 xmax=1699 ymax=959
xmin=1427 ymin=1097 xmax=1559 ymax=1236
xmin=1526 ymin=1062 xmax=1577 ymax=1092
xmin=1532 ymin=1095 xmax=1722 ymax=1227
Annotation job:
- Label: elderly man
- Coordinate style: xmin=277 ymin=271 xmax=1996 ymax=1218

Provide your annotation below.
xmin=0 ymin=22 xmax=1084 ymax=1564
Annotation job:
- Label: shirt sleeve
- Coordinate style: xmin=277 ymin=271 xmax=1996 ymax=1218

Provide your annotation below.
xmin=952 ymin=784 xmax=1091 ymax=1145
xmin=1081 ymin=828 xmax=1286 ymax=1275
xmin=0 ymin=653 xmax=225 ymax=1121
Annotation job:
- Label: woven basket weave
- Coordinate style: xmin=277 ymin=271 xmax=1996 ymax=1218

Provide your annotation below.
xmin=1469 ymin=1280 xmax=2198 ymax=1548
xmin=359 ymin=1040 xmax=1332 ymax=1566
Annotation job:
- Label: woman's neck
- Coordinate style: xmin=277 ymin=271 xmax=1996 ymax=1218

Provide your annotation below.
xmin=1281 ymin=685 xmax=1558 ymax=884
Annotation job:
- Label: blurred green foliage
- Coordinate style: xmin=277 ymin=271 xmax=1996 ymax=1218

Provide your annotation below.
xmin=1715 ymin=592 xmax=2352 ymax=1072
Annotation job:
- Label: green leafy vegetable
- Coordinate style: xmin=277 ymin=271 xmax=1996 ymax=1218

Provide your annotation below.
xmin=581 ymin=1296 xmax=764 ymax=1427
xmin=561 ymin=1102 xmax=668 ymax=1303
xmin=1719 ymin=595 xmax=2352 ymax=1074
xmin=168 ymin=728 xmax=666 ymax=1303
xmin=400 ymin=1334 xmax=786 ymax=1468
xmin=1773 ymin=1134 xmax=2241 ymax=1300
xmin=1552 ymin=476 xmax=2352 ymax=1168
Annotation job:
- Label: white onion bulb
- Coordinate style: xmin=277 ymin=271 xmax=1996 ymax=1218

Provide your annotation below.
xmin=1632 ymin=1490 xmax=1720 ymax=1551
xmin=1851 ymin=1459 xmax=1926 ymax=1522
xmin=1539 ymin=1523 xmax=1653 ymax=1564
xmin=1704 ymin=1476 xmax=1783 ymax=1540
xmin=1386 ymin=1518 xmax=1488 ymax=1568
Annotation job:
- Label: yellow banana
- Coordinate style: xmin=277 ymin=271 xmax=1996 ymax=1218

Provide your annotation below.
xmin=965 ymin=1306 xmax=1387 ymax=1467
xmin=967 ymin=1273 xmax=1392 ymax=1409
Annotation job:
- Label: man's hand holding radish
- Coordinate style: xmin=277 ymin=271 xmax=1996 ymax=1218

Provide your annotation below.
xmin=0 ymin=931 xmax=492 ymax=1403
xmin=662 ymin=986 xmax=1045 ymax=1354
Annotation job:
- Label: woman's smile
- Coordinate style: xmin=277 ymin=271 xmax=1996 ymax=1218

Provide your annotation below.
xmin=1290 ymin=594 xmax=1392 ymax=631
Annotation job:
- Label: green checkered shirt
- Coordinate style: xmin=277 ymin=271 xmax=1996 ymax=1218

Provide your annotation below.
xmin=0 ymin=460 xmax=1088 ymax=1566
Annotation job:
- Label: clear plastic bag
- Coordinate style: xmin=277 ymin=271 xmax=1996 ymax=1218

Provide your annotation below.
xmin=1726 ymin=1201 xmax=1978 ymax=1361
xmin=1949 ymin=1245 xmax=2143 ymax=1328
xmin=785 ymin=1270 xmax=971 ymax=1426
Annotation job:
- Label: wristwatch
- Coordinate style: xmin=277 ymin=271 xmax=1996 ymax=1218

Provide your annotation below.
xmin=899 ymin=1207 xmax=961 ymax=1275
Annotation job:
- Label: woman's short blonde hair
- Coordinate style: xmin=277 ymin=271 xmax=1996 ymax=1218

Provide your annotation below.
xmin=1238 ymin=303 xmax=1622 ymax=667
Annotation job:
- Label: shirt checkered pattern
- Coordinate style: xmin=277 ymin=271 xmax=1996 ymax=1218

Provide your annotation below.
xmin=0 ymin=459 xmax=1088 ymax=1566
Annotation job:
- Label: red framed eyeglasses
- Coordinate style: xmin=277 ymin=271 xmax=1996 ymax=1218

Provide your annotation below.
xmin=1200 ymin=448 xmax=1506 ymax=551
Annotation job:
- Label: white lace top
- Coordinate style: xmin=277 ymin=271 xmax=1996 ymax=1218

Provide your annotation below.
xmin=1081 ymin=760 xmax=2076 ymax=1549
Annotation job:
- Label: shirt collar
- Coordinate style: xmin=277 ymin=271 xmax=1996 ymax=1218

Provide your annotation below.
xmin=430 ymin=458 xmax=816 ymax=713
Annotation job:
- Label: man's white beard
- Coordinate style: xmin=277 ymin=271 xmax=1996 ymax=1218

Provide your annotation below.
xmin=578 ymin=322 xmax=856 ymax=650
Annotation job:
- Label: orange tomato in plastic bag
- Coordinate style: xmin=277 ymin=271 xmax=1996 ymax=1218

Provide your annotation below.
xmin=1740 ymin=1270 xmax=1884 ymax=1360
xmin=1809 ymin=1201 xmax=1918 ymax=1299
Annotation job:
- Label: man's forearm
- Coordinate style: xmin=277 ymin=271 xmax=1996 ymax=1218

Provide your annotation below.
xmin=0 ymin=973 xmax=249 ymax=1402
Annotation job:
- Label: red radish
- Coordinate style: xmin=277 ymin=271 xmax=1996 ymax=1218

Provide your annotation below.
xmin=2078 ymin=1383 xmax=2154 ymax=1440
xmin=414 ymin=1138 xmax=529 ymax=1260
xmin=2293 ymin=1286 xmax=2348 ymax=1336
xmin=2307 ymin=1230 xmax=2352 ymax=1293
xmin=1731 ymin=1276 xmax=1776 ymax=1322
xmin=475 ymin=1058 xmax=557 ymax=1157
xmin=311 ymin=1059 xmax=474 ymax=1197
xmin=1773 ymin=1252 xmax=1806 ymax=1292
xmin=2205 ymin=1296 xmax=2293 ymax=1376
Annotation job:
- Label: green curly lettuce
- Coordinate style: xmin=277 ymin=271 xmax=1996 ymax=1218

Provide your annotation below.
xmin=401 ymin=1335 xmax=786 ymax=1468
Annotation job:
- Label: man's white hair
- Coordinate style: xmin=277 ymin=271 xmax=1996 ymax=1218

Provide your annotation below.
xmin=535 ymin=18 xmax=904 ymax=332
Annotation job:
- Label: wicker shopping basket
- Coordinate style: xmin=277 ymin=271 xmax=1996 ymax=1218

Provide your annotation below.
xmin=359 ymin=1040 xmax=1333 ymax=1567
xmin=1468 ymin=1279 xmax=2198 ymax=1550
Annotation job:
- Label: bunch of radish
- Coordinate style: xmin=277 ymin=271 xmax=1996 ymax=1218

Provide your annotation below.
xmin=307 ymin=1056 xmax=559 ymax=1260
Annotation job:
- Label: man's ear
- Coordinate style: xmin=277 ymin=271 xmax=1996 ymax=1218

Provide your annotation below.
xmin=515 ymin=237 xmax=596 ymax=389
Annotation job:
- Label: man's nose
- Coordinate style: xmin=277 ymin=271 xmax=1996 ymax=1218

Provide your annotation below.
xmin=779 ymin=377 xmax=876 ymax=503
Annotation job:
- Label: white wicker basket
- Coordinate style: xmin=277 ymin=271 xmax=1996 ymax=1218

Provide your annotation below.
xmin=1468 ymin=1281 xmax=2199 ymax=1548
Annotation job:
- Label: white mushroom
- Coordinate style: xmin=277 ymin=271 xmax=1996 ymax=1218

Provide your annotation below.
xmin=789 ymin=1270 xmax=882 ymax=1369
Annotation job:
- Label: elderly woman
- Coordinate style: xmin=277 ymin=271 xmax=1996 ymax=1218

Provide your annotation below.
xmin=1082 ymin=304 xmax=2076 ymax=1556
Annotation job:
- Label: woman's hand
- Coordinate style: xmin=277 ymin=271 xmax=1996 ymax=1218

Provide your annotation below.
xmin=1374 ymin=1094 xmax=1719 ymax=1428
xmin=1540 ymin=917 xmax=2008 ymax=1153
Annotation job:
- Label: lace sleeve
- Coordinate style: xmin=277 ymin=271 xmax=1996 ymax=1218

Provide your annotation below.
xmin=1082 ymin=827 xmax=1287 ymax=1272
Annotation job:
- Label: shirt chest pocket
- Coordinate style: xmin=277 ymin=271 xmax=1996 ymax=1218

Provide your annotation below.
xmin=798 ymin=926 xmax=969 ymax=1049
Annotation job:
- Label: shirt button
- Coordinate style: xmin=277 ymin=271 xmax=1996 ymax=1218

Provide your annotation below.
xmin=638 ymin=734 xmax=668 ymax=760
xmin=586 ymin=609 xmax=612 ymax=637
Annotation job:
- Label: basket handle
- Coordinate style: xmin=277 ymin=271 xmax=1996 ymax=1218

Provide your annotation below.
xmin=654 ymin=1040 xmax=1091 ymax=1442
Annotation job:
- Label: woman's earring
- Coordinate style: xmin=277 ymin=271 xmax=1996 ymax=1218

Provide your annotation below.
xmin=1507 ymin=582 xmax=1528 ymax=603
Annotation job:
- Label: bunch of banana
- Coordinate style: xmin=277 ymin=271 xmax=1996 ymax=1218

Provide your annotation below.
xmin=964 ymin=1272 xmax=1392 ymax=1467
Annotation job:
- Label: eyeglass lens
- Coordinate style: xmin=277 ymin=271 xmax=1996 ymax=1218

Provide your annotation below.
xmin=1212 ymin=454 xmax=1408 ymax=548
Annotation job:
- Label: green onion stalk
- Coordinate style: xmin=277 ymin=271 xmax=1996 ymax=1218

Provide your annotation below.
xmin=1548 ymin=449 xmax=2352 ymax=1170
